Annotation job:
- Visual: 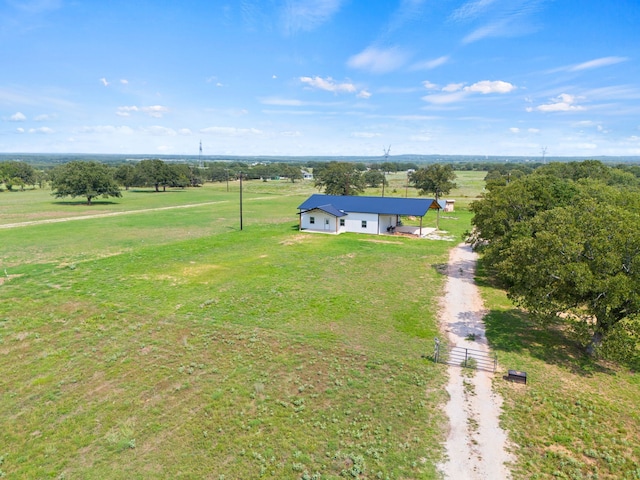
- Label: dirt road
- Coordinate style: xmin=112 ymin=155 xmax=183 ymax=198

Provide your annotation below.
xmin=437 ymin=243 xmax=513 ymax=479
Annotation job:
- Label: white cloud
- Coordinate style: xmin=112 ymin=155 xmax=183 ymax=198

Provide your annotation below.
xmin=200 ymin=126 xmax=264 ymax=137
xmin=347 ymin=46 xmax=410 ymax=74
xmin=569 ymin=56 xmax=627 ymax=71
xmin=442 ymin=83 xmax=464 ymax=93
xmin=76 ymin=125 xmax=135 ymax=135
xmin=423 ymin=91 xmax=467 ymax=105
xmin=16 ymin=127 xmax=25 ymax=133
xmin=29 ymin=127 xmax=54 ymax=134
xmin=280 ymin=130 xmax=301 ymax=137
xmin=527 ymin=93 xmax=585 ymax=112
xmin=299 ymin=76 xmax=356 ymax=94
xmin=410 ymin=55 xmax=450 ymax=71
xmin=35 ymin=113 xmax=55 ymax=121
xmin=528 ymin=128 xmax=540 ymax=133
xmin=357 ymin=89 xmax=372 ymax=99
xmin=465 ymin=80 xmax=515 ymax=94
xmin=9 ymin=112 xmax=27 ymax=121
xmin=452 ymin=0 xmax=545 ymax=44
xmin=141 ymin=105 xmax=169 ymax=118
xmin=422 ymin=80 xmax=516 ymax=104
xmin=281 ymin=0 xmax=344 ymax=35
xmin=450 ymin=0 xmax=499 ymax=22
xmin=422 ymin=81 xmax=438 ymax=90
xmin=120 ymin=79 xmax=129 ymax=85
xmin=116 ymin=105 xmax=168 ymax=118
xmin=509 ymin=127 xmax=520 ymax=133
xmin=100 ymin=77 xmax=109 ymax=87
xmin=178 ymin=128 xmax=193 ymax=135
xmin=116 ymin=106 xmax=138 ymax=117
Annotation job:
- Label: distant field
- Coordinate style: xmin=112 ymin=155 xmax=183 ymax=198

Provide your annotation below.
xmin=0 ymin=177 xmax=476 ymax=478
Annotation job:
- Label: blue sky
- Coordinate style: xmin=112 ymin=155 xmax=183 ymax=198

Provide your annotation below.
xmin=1 ymin=0 xmax=639 ymax=157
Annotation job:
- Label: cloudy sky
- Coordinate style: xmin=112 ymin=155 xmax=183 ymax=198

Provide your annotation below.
xmin=1 ymin=0 xmax=639 ymax=157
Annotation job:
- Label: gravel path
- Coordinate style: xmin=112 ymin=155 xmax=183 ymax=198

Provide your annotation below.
xmin=437 ymin=243 xmax=514 ymax=479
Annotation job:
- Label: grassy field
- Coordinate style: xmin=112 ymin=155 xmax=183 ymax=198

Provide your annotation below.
xmin=0 ymin=178 xmax=472 ymax=479
xmin=5 ymin=171 xmax=637 ymax=479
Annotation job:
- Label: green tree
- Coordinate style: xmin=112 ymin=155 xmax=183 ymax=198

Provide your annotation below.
xmin=469 ymin=173 xmax=580 ymax=264
xmin=409 ymin=164 xmax=457 ymax=199
xmin=205 ymin=163 xmax=230 ymax=183
xmin=363 ymin=169 xmax=387 ymax=188
xmin=409 ymin=164 xmax=457 ymax=229
xmin=497 ymin=202 xmax=640 ymax=356
xmin=313 ymin=162 xmax=366 ymax=196
xmin=114 ymin=164 xmax=136 ymax=190
xmin=50 ymin=161 xmax=121 ymax=205
xmin=281 ymin=164 xmax=303 ymax=183
xmin=134 ymin=159 xmax=177 ymax=192
xmin=0 ymin=161 xmax=36 ymax=190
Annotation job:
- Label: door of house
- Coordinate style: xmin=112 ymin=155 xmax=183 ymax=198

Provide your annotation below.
xmin=324 ymin=218 xmax=331 ymax=231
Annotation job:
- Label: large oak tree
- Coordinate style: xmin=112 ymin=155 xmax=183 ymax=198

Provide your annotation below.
xmin=409 ymin=164 xmax=457 ymax=229
xmin=51 ymin=161 xmax=121 ymax=205
xmin=470 ymin=161 xmax=640 ymax=356
xmin=313 ymin=162 xmax=366 ymax=196
xmin=498 ymin=202 xmax=640 ymax=355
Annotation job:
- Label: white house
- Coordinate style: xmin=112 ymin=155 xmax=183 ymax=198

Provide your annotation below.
xmin=297 ymin=194 xmax=441 ymax=236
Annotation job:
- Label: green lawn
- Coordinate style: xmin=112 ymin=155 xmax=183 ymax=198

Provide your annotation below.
xmin=0 ymin=178 xmax=474 ymax=479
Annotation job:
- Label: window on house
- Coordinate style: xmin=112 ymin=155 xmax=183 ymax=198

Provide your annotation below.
xmin=339 ymin=219 xmax=345 ymax=226
xmin=361 ymin=220 xmax=367 ymax=228
xmin=310 ymin=216 xmax=315 ymax=224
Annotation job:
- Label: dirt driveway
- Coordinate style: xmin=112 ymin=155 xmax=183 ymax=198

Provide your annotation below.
xmin=437 ymin=243 xmax=514 ymax=479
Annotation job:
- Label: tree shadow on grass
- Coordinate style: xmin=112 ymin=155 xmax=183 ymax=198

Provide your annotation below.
xmin=129 ymin=189 xmax=186 ymax=193
xmin=52 ymin=200 xmax=119 ymax=206
xmin=483 ymin=307 xmax=615 ymax=377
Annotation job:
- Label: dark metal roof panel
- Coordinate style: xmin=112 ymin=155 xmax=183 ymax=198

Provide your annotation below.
xmin=308 ymin=204 xmax=347 ymax=217
xmin=298 ymin=194 xmax=438 ymax=216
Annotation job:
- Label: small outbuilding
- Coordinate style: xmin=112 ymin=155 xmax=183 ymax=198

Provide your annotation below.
xmin=297 ymin=194 xmax=441 ymax=236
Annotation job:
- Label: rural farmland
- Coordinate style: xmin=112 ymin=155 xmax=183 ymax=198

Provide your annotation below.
xmin=1 ymin=171 xmax=639 ymax=479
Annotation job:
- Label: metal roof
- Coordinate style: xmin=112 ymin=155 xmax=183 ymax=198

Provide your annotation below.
xmin=311 ymin=204 xmax=348 ymax=217
xmin=298 ymin=194 xmax=439 ymax=217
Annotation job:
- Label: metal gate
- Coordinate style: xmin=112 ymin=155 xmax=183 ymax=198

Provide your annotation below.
xmin=433 ymin=338 xmax=497 ymax=372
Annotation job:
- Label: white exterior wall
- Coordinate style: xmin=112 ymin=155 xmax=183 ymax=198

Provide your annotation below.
xmin=344 ymin=212 xmax=379 ymax=235
xmin=300 ymin=212 xmax=338 ymax=232
xmin=301 ymin=210 xmax=401 ymax=235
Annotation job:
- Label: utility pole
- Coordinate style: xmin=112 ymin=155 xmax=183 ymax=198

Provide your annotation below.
xmin=239 ymin=171 xmax=243 ymax=231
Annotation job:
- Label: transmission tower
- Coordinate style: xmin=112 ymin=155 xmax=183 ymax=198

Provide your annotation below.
xmin=382 ymin=145 xmax=391 ymax=197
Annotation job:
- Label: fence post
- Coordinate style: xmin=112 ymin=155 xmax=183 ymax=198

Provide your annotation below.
xmin=464 ymin=348 xmax=468 ymax=368
xmin=434 ymin=338 xmax=440 ymax=363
